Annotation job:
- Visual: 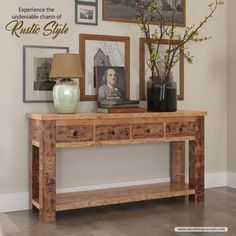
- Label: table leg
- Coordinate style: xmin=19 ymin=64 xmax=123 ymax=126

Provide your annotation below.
xmin=29 ymin=120 xmax=39 ymax=212
xmin=189 ymin=116 xmax=205 ymax=201
xmin=39 ymin=120 xmax=56 ymax=223
xmin=170 ymin=141 xmax=185 ymax=185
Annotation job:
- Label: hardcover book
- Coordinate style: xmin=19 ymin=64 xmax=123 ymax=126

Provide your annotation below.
xmin=97 ymin=107 xmax=145 ymax=113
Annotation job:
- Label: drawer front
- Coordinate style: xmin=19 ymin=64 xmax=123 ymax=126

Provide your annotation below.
xmin=95 ymin=124 xmax=130 ymax=141
xmin=56 ymin=126 xmax=93 ymax=142
xmin=132 ymin=123 xmax=164 ymax=139
xmin=166 ymin=122 xmax=196 ymax=137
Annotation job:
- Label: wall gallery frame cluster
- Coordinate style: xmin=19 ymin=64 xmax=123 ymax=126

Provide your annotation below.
xmin=23 ymin=1 xmax=186 ymax=102
xmin=79 ymin=34 xmax=184 ymax=102
xmin=23 ymin=35 xmax=184 ymax=103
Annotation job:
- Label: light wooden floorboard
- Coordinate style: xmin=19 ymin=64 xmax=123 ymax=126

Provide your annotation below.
xmin=0 ymin=187 xmax=236 ymax=236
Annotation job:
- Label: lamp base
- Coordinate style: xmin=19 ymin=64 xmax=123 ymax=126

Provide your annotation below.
xmin=53 ymin=80 xmax=80 ymax=114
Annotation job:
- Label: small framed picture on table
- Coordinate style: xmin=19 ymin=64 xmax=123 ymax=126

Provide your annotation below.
xmin=95 ymin=66 xmax=126 ymax=107
xmin=75 ymin=0 xmax=98 ymax=25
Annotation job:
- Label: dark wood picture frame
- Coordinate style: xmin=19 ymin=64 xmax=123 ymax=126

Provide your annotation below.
xmin=102 ymin=0 xmax=186 ymax=27
xmin=79 ymin=34 xmax=130 ymax=101
xmin=23 ymin=45 xmax=69 ymax=103
xmin=139 ymin=38 xmax=184 ymax=101
xmin=75 ymin=0 xmax=98 ymax=25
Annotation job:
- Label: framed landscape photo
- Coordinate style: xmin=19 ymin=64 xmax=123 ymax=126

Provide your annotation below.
xmin=23 ymin=45 xmax=69 ymax=102
xmin=139 ymin=38 xmax=184 ymax=101
xmin=75 ymin=0 xmax=98 ymax=25
xmin=79 ymin=34 xmax=130 ymax=101
xmin=103 ymin=0 xmax=186 ymax=26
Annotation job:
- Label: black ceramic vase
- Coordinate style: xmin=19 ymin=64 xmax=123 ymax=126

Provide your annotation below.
xmin=147 ymin=76 xmax=177 ymax=112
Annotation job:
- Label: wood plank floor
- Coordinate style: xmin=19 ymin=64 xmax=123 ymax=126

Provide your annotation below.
xmin=0 ymin=187 xmax=236 ymax=236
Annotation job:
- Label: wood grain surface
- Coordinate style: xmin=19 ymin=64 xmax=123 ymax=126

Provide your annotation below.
xmin=27 ymin=111 xmax=206 ymax=223
xmin=27 ymin=111 xmax=207 ymax=120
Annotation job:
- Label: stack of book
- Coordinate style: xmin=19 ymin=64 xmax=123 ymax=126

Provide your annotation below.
xmin=97 ymin=100 xmax=145 ymax=113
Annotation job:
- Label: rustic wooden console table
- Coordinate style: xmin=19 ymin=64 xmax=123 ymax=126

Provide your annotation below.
xmin=27 ymin=111 xmax=206 ymax=223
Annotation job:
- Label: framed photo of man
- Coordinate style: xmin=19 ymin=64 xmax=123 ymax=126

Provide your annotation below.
xmin=95 ymin=66 xmax=126 ymax=106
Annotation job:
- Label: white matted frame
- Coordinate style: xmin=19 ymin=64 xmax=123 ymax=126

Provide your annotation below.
xmin=79 ymin=34 xmax=130 ymax=101
xmin=23 ymin=45 xmax=69 ymax=102
xmin=75 ymin=0 xmax=98 ymax=25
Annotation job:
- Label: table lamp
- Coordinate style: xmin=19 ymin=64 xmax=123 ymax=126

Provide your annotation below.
xmin=49 ymin=53 xmax=84 ymax=113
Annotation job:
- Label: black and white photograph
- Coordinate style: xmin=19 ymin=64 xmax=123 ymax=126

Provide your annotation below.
xmin=95 ymin=66 xmax=126 ymax=106
xmin=79 ymin=34 xmax=130 ymax=101
xmin=23 ymin=45 xmax=69 ymax=102
xmin=103 ymin=0 xmax=186 ymax=26
xmin=75 ymin=1 xmax=98 ymax=25
xmin=33 ymin=58 xmax=54 ymax=91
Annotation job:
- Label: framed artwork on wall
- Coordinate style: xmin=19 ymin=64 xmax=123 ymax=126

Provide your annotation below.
xmin=75 ymin=0 xmax=98 ymax=25
xmin=79 ymin=34 xmax=130 ymax=101
xmin=102 ymin=0 xmax=186 ymax=26
xmin=139 ymin=38 xmax=184 ymax=101
xmin=23 ymin=45 xmax=69 ymax=102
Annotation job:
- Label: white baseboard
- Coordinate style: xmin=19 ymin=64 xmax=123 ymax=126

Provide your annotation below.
xmin=0 ymin=192 xmax=29 ymax=213
xmin=184 ymin=172 xmax=227 ymax=188
xmin=205 ymin=172 xmax=227 ymax=188
xmin=0 ymin=172 xmax=232 ymax=213
xmin=56 ymin=177 xmax=170 ymax=194
xmin=227 ymin=172 xmax=236 ymax=188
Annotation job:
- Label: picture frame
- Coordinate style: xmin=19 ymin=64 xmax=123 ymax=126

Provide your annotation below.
xmin=75 ymin=0 xmax=98 ymax=25
xmin=95 ymin=66 xmax=126 ymax=107
xmin=139 ymin=38 xmax=184 ymax=101
xmin=102 ymin=0 xmax=186 ymax=27
xmin=79 ymin=34 xmax=130 ymax=101
xmin=23 ymin=45 xmax=69 ymax=103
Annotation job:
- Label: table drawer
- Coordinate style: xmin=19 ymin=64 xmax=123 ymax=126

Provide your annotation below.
xmin=166 ymin=122 xmax=196 ymax=137
xmin=56 ymin=126 xmax=93 ymax=142
xmin=132 ymin=123 xmax=164 ymax=139
xmin=95 ymin=124 xmax=130 ymax=141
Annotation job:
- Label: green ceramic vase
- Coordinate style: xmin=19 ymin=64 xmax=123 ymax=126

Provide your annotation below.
xmin=53 ymin=80 xmax=80 ymax=114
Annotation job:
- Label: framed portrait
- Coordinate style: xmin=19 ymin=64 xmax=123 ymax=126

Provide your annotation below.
xmin=75 ymin=0 xmax=98 ymax=25
xmin=23 ymin=45 xmax=69 ymax=102
xmin=102 ymin=0 xmax=186 ymax=26
xmin=95 ymin=66 xmax=126 ymax=106
xmin=139 ymin=38 xmax=184 ymax=101
xmin=79 ymin=34 xmax=130 ymax=101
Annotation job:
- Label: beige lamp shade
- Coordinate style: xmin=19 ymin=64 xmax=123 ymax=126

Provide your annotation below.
xmin=49 ymin=53 xmax=84 ymax=79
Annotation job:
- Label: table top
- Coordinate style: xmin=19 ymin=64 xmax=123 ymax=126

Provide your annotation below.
xmin=27 ymin=111 xmax=207 ymax=120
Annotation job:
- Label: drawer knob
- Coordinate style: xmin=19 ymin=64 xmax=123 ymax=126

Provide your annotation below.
xmin=73 ymin=131 xmax=79 ymax=137
xmin=111 ymin=130 xmax=115 ymax=135
xmin=146 ymin=129 xmax=151 ymax=134
xmin=125 ymin=128 xmax=129 ymax=136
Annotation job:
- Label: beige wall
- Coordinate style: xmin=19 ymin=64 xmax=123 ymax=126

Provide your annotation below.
xmin=227 ymin=0 xmax=236 ymax=172
xmin=0 ymin=0 xmax=227 ymax=193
